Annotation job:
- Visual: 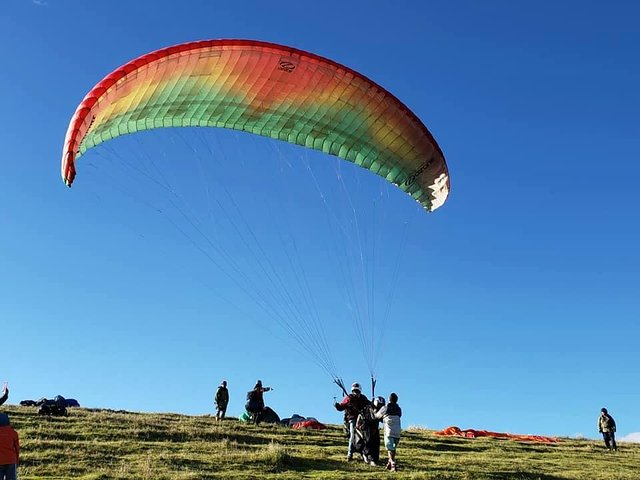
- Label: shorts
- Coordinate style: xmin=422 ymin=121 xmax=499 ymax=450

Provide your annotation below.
xmin=385 ymin=436 xmax=400 ymax=451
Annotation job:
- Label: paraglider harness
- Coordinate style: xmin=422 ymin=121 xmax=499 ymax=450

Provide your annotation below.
xmin=354 ymin=404 xmax=381 ymax=463
xmin=246 ymin=387 xmax=273 ymax=424
xmin=37 ymin=395 xmax=68 ymax=417
xmin=245 ymin=389 xmax=263 ymax=414
xmin=244 ymin=389 xmax=264 ymax=413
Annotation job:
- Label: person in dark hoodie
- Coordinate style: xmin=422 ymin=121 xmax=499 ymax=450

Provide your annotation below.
xmin=246 ymin=380 xmax=272 ymax=424
xmin=334 ymin=382 xmax=370 ymax=461
xmin=214 ymin=380 xmax=229 ymax=420
xmin=0 ymin=413 xmax=19 ymax=480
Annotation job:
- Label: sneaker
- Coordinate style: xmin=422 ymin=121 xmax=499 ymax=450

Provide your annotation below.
xmin=390 ymin=462 xmax=397 ymax=472
xmin=369 ymin=460 xmax=377 ymax=467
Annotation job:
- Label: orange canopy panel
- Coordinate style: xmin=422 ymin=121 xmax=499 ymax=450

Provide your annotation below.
xmin=434 ymin=426 xmax=558 ymax=443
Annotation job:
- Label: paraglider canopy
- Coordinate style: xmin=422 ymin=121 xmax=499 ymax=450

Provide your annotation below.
xmin=61 ymin=39 xmax=449 ymax=212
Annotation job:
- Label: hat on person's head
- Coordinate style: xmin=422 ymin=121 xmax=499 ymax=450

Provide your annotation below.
xmin=351 ymin=382 xmax=361 ymax=392
xmin=0 ymin=413 xmax=9 ymax=427
xmin=221 ymin=380 xmax=227 ymax=387
xmin=601 ymin=407 xmax=608 ymax=413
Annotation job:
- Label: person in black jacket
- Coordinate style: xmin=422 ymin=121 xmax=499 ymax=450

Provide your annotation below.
xmin=245 ymin=380 xmax=272 ymax=424
xmin=214 ymin=380 xmax=229 ymax=420
xmin=334 ymin=382 xmax=370 ymax=461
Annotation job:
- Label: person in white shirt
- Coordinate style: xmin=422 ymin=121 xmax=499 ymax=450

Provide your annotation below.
xmin=375 ymin=392 xmax=402 ymax=471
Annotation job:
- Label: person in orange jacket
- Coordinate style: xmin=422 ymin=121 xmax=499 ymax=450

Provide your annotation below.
xmin=0 ymin=413 xmax=19 ymax=480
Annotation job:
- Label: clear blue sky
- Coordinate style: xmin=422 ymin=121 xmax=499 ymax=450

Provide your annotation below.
xmin=1 ymin=0 xmax=639 ymax=441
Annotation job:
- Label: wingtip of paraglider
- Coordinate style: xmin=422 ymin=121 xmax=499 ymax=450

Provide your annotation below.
xmin=62 ymin=171 xmax=74 ymax=188
xmin=62 ymin=150 xmax=77 ymax=188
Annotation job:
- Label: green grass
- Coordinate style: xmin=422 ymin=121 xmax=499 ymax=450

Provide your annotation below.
xmin=3 ymin=405 xmax=638 ymax=479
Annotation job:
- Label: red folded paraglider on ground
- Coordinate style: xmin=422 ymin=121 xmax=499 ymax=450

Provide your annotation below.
xmin=292 ymin=419 xmax=327 ymax=430
xmin=434 ymin=426 xmax=557 ymax=443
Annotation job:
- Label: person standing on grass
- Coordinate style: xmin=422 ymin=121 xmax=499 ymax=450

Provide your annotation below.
xmin=214 ymin=380 xmax=229 ymax=420
xmin=598 ymin=407 xmax=617 ymax=451
xmin=0 ymin=413 xmax=19 ymax=480
xmin=334 ymin=382 xmax=370 ymax=461
xmin=375 ymin=392 xmax=402 ymax=471
xmin=246 ymin=380 xmax=272 ymax=424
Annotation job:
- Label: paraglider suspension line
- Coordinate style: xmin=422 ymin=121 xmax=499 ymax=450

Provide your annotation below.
xmin=334 ymin=377 xmax=348 ymax=397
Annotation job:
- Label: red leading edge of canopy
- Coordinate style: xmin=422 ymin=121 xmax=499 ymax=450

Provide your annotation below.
xmin=61 ymin=38 xmax=448 ymax=188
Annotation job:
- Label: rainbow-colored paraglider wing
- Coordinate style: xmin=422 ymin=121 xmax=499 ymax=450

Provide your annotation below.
xmin=62 ymin=39 xmax=449 ymax=211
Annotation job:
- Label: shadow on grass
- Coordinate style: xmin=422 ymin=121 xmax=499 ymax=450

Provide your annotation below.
xmin=488 ymin=472 xmax=566 ymax=480
xmin=409 ymin=441 xmax=480 ymax=453
xmin=285 ymin=455 xmax=354 ymax=473
xmin=421 ymin=464 xmax=568 ymax=480
xmin=168 ymin=456 xmax=356 ymax=476
xmin=432 ymin=442 xmax=480 ymax=452
xmin=169 ymin=457 xmax=214 ymax=471
xmin=516 ymin=444 xmax=559 ymax=454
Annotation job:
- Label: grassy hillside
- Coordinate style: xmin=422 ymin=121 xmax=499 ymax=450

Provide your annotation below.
xmin=2 ymin=405 xmax=638 ymax=479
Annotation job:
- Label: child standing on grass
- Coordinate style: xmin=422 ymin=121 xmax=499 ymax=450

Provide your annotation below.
xmin=375 ymin=392 xmax=402 ymax=472
xmin=0 ymin=413 xmax=19 ymax=480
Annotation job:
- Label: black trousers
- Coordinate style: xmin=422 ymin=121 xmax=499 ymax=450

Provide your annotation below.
xmin=602 ymin=431 xmax=617 ymax=450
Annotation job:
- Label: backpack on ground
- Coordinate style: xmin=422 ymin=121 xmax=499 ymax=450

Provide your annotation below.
xmin=38 ymin=402 xmax=68 ymax=417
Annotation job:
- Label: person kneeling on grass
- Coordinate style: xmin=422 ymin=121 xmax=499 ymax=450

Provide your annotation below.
xmin=375 ymin=392 xmax=402 ymax=472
